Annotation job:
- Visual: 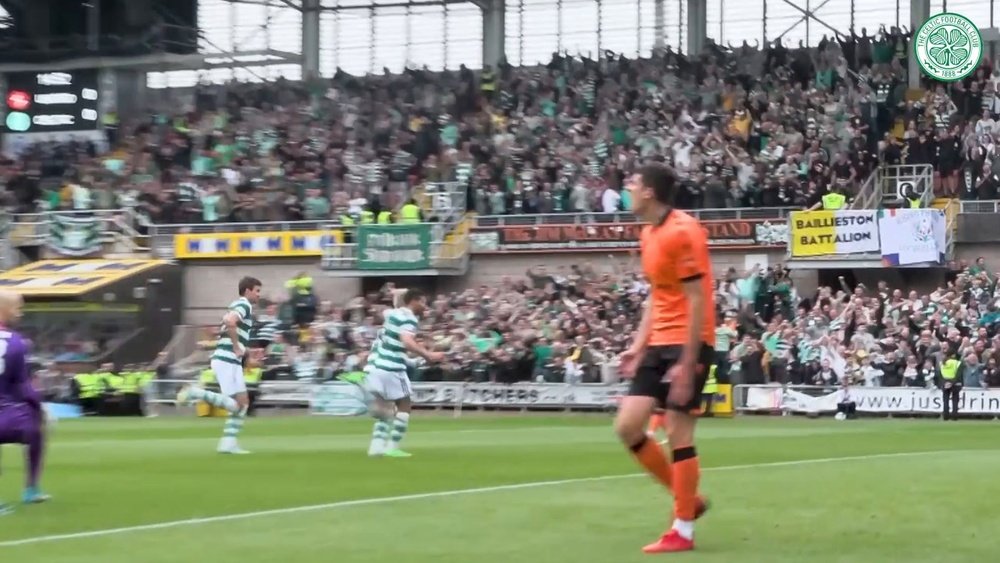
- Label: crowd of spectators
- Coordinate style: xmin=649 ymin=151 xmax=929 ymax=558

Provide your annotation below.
xmin=193 ymin=262 xmax=643 ymax=385
xmin=724 ymin=258 xmax=1000 ymax=389
xmin=192 ymin=255 xmax=1000 ymax=392
xmin=2 ymin=25 xmax=999 ymax=230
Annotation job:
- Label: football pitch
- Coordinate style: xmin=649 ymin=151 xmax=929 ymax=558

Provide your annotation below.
xmin=0 ymin=414 xmax=998 ymax=562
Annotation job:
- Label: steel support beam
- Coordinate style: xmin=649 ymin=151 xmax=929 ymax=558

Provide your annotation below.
xmin=909 ymin=0 xmax=929 ymax=87
xmin=481 ymin=0 xmax=505 ymax=69
xmin=781 ymin=0 xmax=841 ymax=37
xmin=775 ymin=0 xmax=832 ymax=41
xmin=301 ymin=0 xmax=320 ymax=77
xmin=687 ymin=0 xmax=706 ymax=55
xmin=654 ymin=0 xmax=665 ymax=48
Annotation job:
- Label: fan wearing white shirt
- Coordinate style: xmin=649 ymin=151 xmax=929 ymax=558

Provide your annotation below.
xmin=601 ymin=186 xmax=622 ymax=213
xmin=975 ymin=111 xmax=996 ymax=137
xmin=859 ymin=355 xmax=883 ymax=387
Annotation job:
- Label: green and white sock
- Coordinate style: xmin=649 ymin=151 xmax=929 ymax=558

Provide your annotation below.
xmin=224 ymin=408 xmax=247 ymax=440
xmin=390 ymin=412 xmax=410 ymax=448
xmin=186 ymin=387 xmax=239 ymax=413
xmin=372 ymin=419 xmax=391 ymax=443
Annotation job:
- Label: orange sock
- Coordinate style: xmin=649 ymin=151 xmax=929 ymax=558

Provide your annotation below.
xmin=648 ymin=414 xmax=665 ymax=435
xmin=629 ymin=435 xmax=672 ymax=491
xmin=671 ymin=446 xmax=700 ymax=520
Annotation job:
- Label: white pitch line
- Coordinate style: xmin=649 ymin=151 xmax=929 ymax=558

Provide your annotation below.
xmin=0 ymin=449 xmax=970 ymax=548
xmin=54 ymin=425 xmax=612 ymax=448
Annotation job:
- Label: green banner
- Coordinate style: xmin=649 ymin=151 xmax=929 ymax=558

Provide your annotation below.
xmin=356 ymin=224 xmax=431 ymax=270
xmin=48 ymin=213 xmax=103 ymax=256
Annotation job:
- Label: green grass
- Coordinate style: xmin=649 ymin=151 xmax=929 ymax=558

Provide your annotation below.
xmin=0 ymin=414 xmax=998 ymax=562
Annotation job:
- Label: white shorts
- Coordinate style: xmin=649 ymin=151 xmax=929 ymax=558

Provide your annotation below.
xmin=365 ymin=367 xmax=412 ymax=402
xmin=211 ymin=359 xmax=247 ymax=397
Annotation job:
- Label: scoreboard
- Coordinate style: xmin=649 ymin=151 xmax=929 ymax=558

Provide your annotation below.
xmin=3 ymin=69 xmax=100 ymax=134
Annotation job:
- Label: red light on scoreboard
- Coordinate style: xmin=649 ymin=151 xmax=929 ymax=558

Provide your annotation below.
xmin=6 ymin=90 xmax=30 ymax=111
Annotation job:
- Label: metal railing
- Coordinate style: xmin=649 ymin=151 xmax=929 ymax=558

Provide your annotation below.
xmin=416 ymin=182 xmax=466 ymax=219
xmin=879 ymin=164 xmax=935 ymax=207
xmin=959 ymin=200 xmax=1000 ymax=213
xmin=5 ymin=209 xmax=146 ymax=252
xmin=850 ymin=168 xmax=880 ymax=209
xmin=474 ymin=206 xmax=796 ymax=227
xmin=147 ymin=219 xmax=337 ymax=236
xmin=141 ymin=206 xmax=796 ymax=234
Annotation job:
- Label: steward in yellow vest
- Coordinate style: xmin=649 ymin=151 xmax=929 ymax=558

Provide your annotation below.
xmin=199 ymin=368 xmax=216 ymax=387
xmin=360 ymin=209 xmax=375 ymax=224
xmin=339 ymin=213 xmax=356 ymax=243
xmin=73 ymin=373 xmax=102 ymax=414
xmin=104 ymin=372 xmax=125 ymax=395
xmin=377 ymin=210 xmax=393 ymax=224
xmin=940 ymin=354 xmax=962 ymax=421
xmin=399 ymin=201 xmax=422 ymax=224
xmin=480 ymin=68 xmax=496 ymax=93
xmin=822 ymin=191 xmax=846 ymax=210
xmin=701 ymin=365 xmax=719 ymax=417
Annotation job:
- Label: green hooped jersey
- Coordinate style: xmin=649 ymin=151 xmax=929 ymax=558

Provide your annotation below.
xmin=370 ymin=307 xmax=419 ymax=373
xmin=213 ymin=297 xmax=253 ymax=365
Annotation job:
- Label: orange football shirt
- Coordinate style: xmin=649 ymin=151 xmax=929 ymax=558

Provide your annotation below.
xmin=640 ymin=210 xmax=717 ymax=347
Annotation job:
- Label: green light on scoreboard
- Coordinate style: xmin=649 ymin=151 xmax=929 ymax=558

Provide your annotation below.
xmin=6 ymin=111 xmax=30 ymax=132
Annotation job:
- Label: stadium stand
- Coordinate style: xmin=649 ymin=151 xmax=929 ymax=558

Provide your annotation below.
xmin=1 ymin=16 xmax=998 ymax=417
xmin=0 ymin=30 xmax=986 ymax=227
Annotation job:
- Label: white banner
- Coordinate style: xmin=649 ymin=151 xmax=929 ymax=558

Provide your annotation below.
xmin=410 ymin=382 xmax=627 ymax=408
xmin=742 ymin=385 xmax=1000 ymax=414
xmin=877 ymin=209 xmax=946 ymax=266
xmin=299 ymin=382 xmax=626 ymax=413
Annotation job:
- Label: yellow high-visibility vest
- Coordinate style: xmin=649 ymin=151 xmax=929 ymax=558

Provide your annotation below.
xmin=245 ymin=368 xmax=263 ymax=384
xmin=399 ymin=204 xmax=421 ymax=223
xmin=941 ymin=359 xmax=960 ymax=380
xmin=199 ymin=369 xmax=216 ymax=386
xmin=704 ymin=365 xmax=719 ymax=394
xmin=75 ymin=374 xmax=101 ymax=399
xmin=481 ymin=70 xmax=496 ymax=92
xmin=360 ymin=210 xmax=375 ymax=224
xmin=822 ymin=192 xmax=845 ymax=210
xmin=105 ymin=373 xmax=125 ymax=392
xmin=377 ymin=211 xmax=393 ymax=224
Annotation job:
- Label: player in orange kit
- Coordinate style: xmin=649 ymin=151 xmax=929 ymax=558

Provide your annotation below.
xmin=616 ymin=163 xmax=716 ymax=554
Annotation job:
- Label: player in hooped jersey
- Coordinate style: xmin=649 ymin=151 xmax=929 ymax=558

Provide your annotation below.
xmin=365 ymin=289 xmax=443 ymax=458
xmin=616 ymin=164 xmax=716 ymax=554
xmin=178 ymin=276 xmax=262 ymax=454
xmin=0 ymin=290 xmax=51 ymax=513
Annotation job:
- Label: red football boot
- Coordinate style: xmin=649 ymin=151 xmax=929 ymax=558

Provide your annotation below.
xmin=641 ymin=496 xmax=708 ymax=554
xmin=642 ymin=530 xmax=694 ymax=554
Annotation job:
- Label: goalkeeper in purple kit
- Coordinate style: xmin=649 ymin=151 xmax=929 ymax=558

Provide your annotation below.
xmin=0 ymin=289 xmax=50 ymax=514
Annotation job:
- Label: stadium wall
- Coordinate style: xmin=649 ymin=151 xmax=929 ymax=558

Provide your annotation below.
xmin=182 ymin=262 xmax=360 ymax=324
xmin=955 ymin=243 xmax=1000 ymax=264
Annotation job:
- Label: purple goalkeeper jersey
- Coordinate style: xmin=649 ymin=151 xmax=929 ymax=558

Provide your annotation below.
xmin=0 ymin=329 xmax=38 ymax=409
